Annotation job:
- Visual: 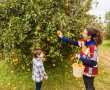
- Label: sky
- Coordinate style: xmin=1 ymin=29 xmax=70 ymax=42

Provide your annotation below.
xmin=88 ymin=0 xmax=110 ymax=22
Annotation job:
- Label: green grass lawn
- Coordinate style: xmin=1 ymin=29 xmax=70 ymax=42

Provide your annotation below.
xmin=0 ymin=40 xmax=110 ymax=90
xmin=99 ymin=40 xmax=110 ymax=52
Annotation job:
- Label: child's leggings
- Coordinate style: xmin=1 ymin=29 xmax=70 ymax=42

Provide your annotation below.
xmin=83 ymin=75 xmax=95 ymax=90
xmin=36 ymin=81 xmax=42 ymax=90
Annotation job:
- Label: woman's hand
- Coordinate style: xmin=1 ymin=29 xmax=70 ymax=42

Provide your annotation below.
xmin=75 ymin=54 xmax=80 ymax=59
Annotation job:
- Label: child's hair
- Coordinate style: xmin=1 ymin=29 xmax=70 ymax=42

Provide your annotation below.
xmin=33 ymin=49 xmax=42 ymax=58
xmin=86 ymin=27 xmax=103 ymax=46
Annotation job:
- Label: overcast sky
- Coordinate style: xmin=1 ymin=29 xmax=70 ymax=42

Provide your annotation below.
xmin=88 ymin=0 xmax=110 ymax=22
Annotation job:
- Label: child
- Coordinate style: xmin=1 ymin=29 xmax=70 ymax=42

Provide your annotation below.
xmin=58 ymin=28 xmax=103 ymax=90
xmin=32 ymin=49 xmax=48 ymax=90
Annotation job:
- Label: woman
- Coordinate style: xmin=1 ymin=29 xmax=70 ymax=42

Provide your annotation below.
xmin=58 ymin=28 xmax=103 ymax=90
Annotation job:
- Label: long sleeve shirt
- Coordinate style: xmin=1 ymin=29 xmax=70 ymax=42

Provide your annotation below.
xmin=32 ymin=58 xmax=47 ymax=82
xmin=61 ymin=36 xmax=98 ymax=77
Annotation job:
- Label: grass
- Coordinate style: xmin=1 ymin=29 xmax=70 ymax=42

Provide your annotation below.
xmin=96 ymin=39 xmax=110 ymax=90
xmin=99 ymin=40 xmax=110 ymax=52
xmin=0 ymin=61 xmax=84 ymax=90
xmin=0 ymin=40 xmax=110 ymax=90
xmin=0 ymin=61 xmax=34 ymax=90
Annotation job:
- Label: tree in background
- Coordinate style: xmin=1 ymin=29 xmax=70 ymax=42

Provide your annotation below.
xmin=105 ymin=11 xmax=110 ymax=39
xmin=0 ymin=0 xmax=96 ymax=71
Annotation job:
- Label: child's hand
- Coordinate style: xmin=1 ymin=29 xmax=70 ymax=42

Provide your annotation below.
xmin=57 ymin=31 xmax=63 ymax=38
xmin=44 ymin=76 xmax=48 ymax=80
xmin=75 ymin=54 xmax=80 ymax=59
